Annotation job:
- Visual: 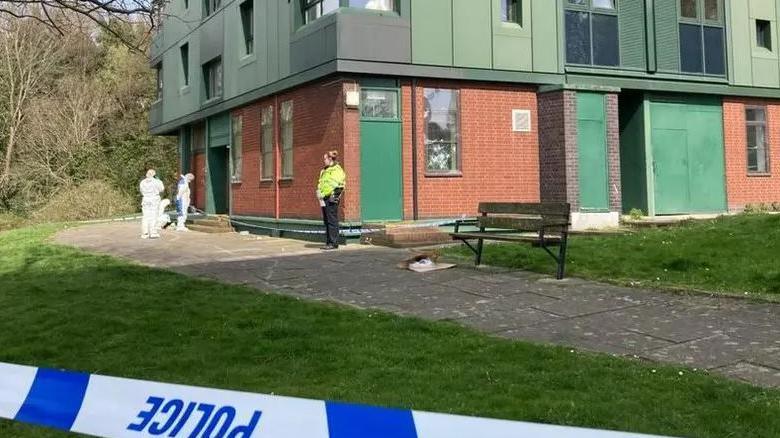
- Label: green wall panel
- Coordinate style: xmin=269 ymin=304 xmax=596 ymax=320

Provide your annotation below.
xmin=531 ymin=0 xmax=560 ymax=73
xmin=576 ymin=93 xmax=610 ymax=212
xmin=452 ymin=0 xmax=492 ymax=68
xmin=655 ymin=0 xmax=680 ymax=72
xmin=619 ymin=0 xmax=647 ymax=69
xmin=729 ymin=0 xmax=753 ymax=85
xmin=411 ymin=0 xmax=453 ymax=66
xmin=208 ymin=113 xmax=230 ymax=147
xmin=492 ymin=0 xmax=532 ymax=71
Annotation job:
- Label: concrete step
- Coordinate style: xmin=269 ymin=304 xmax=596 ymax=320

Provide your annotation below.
xmin=187 ymin=223 xmax=234 ymax=234
xmin=187 ymin=217 xmax=231 ymax=228
xmin=361 ymin=227 xmax=451 ymax=248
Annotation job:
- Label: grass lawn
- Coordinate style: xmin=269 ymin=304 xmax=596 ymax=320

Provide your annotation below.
xmin=445 ymin=214 xmax=780 ymax=300
xmin=1 ymin=226 xmax=780 ymax=437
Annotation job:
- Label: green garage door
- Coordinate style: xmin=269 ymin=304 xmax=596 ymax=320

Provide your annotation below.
xmin=649 ymin=99 xmax=726 ymax=214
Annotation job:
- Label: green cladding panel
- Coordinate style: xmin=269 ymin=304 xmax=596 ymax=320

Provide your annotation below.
xmin=655 ymin=0 xmax=680 ymax=72
xmin=492 ymin=0 xmax=533 ymax=71
xmin=411 ymin=0 xmax=453 ymax=66
xmin=576 ymin=93 xmax=610 ymax=212
xmin=208 ymin=113 xmax=230 ymax=147
xmin=452 ymin=0 xmax=492 ymax=68
xmin=531 ymin=0 xmax=560 ymax=73
xmin=619 ymin=0 xmax=648 ymax=69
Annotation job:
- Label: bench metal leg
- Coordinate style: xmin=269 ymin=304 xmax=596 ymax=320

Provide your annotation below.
xmin=475 ymin=238 xmax=484 ymax=265
xmin=556 ymin=232 xmax=568 ymax=280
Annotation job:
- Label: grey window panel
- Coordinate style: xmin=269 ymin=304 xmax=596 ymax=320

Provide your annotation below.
xmin=680 ymin=23 xmax=703 ymax=73
xmin=593 ymin=13 xmax=619 ymax=66
xmin=566 ymin=10 xmax=591 ymax=64
xmin=703 ymin=26 xmax=724 ymax=75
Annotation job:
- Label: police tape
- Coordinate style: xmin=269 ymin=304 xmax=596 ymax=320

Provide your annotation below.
xmin=0 ymin=362 xmax=674 ymax=438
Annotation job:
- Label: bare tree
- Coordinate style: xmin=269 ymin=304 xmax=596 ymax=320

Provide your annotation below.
xmin=0 ymin=1 xmax=167 ymax=50
xmin=0 ymin=21 xmax=61 ymax=200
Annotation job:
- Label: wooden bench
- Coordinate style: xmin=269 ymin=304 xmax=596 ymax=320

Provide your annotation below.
xmin=450 ymin=202 xmax=571 ymax=279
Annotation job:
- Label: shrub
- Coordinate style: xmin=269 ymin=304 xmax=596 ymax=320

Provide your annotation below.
xmin=32 ymin=181 xmax=136 ymax=223
xmin=628 ymin=208 xmax=644 ymax=220
xmin=0 ymin=213 xmax=25 ymax=231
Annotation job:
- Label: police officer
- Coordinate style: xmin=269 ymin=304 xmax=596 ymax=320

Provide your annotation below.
xmin=316 ymin=150 xmax=346 ymax=250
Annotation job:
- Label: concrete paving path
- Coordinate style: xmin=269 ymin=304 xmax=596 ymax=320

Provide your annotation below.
xmin=56 ymin=221 xmax=780 ymax=388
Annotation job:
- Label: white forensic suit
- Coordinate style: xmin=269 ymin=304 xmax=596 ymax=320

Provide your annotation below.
xmin=139 ymin=174 xmax=165 ymax=239
xmin=176 ymin=174 xmax=194 ymax=231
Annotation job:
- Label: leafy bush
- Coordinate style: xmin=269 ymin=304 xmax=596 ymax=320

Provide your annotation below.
xmin=0 ymin=213 xmax=25 ymax=231
xmin=628 ymin=208 xmax=644 ymax=220
xmin=31 ymin=181 xmax=136 ymax=223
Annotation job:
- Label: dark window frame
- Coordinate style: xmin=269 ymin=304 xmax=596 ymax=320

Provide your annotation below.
xmin=240 ymin=0 xmax=254 ymax=55
xmin=180 ymin=43 xmax=189 ymax=87
xmin=678 ymin=0 xmax=725 ymax=76
xmin=746 ymin=105 xmax=770 ymax=175
xmin=423 ymin=88 xmax=462 ymax=176
xmin=564 ymin=0 xmax=620 ymax=67
xmin=154 ymin=62 xmax=163 ymax=101
xmin=501 ymin=0 xmax=522 ymax=25
xmin=756 ymin=19 xmax=772 ymax=51
xmin=202 ymin=58 xmax=223 ymax=102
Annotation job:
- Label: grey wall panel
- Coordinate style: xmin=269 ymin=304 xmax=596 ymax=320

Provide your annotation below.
xmin=200 ymin=15 xmax=224 ymax=63
xmin=337 ymin=14 xmax=411 ymax=63
xmin=290 ymin=15 xmax=339 ymax=74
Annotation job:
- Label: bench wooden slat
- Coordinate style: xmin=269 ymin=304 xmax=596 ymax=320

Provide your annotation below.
xmin=450 ymin=232 xmax=563 ymax=244
xmin=478 ymin=216 xmax=569 ymax=230
xmin=478 ymin=202 xmax=570 ymax=216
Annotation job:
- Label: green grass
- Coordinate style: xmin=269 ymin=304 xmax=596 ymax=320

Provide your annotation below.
xmin=446 ymin=214 xmax=780 ymax=300
xmin=1 ymin=226 xmax=780 ymax=437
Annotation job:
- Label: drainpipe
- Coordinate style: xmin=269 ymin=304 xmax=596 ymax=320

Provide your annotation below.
xmin=274 ymin=94 xmax=281 ymax=220
xmin=411 ymin=78 xmax=419 ymax=220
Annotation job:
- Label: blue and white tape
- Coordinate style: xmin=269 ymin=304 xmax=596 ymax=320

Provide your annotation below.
xmin=0 ymin=362 xmax=672 ymax=438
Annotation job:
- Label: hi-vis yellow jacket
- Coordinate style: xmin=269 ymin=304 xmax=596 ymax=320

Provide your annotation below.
xmin=317 ymin=164 xmax=346 ymax=198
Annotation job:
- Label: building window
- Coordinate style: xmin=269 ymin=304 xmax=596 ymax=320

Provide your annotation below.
xmin=679 ymin=0 xmax=724 ymax=75
xmin=180 ymin=44 xmax=189 ymax=86
xmin=757 ymin=20 xmax=772 ymax=51
xmin=746 ymin=107 xmax=769 ymax=174
xmin=423 ymin=89 xmax=460 ymax=174
xmin=184 ymin=0 xmax=189 ymax=9
xmin=303 ymin=0 xmax=339 ymax=24
xmin=154 ymin=62 xmax=163 ymax=101
xmin=501 ymin=0 xmax=521 ymax=25
xmin=203 ymin=58 xmax=222 ymax=101
xmin=349 ymin=0 xmax=394 ymax=10
xmin=280 ymin=101 xmax=293 ymax=178
xmin=361 ymin=89 xmax=399 ymax=119
xmin=204 ymin=0 xmax=221 ymax=16
xmin=261 ymin=106 xmax=274 ymax=180
xmin=240 ymin=0 xmax=254 ymax=55
xmin=565 ymin=0 xmax=619 ymax=67
xmin=231 ymin=115 xmax=243 ymax=182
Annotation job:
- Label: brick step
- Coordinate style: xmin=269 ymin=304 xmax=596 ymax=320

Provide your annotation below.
xmin=361 ymin=227 xmax=451 ymax=248
xmin=187 ymin=217 xmax=232 ymax=228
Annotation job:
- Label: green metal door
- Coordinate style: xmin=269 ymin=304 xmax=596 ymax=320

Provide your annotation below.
xmin=652 ymin=128 xmax=690 ymax=214
xmin=360 ymin=88 xmax=402 ymax=222
xmin=206 ymin=114 xmax=230 ymax=214
xmin=576 ymin=93 xmax=610 ymax=211
xmin=649 ymin=99 xmax=726 ymax=215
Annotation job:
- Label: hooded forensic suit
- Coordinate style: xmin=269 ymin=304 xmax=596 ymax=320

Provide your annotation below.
xmin=176 ymin=173 xmax=195 ymax=231
xmin=139 ymin=171 xmax=165 ymax=238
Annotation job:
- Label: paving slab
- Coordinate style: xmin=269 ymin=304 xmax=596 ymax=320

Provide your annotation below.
xmin=54 ymin=221 xmax=780 ymax=388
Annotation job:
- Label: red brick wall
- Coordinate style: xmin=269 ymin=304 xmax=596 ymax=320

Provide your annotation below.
xmin=723 ymin=98 xmax=780 ymax=210
xmin=401 ymin=80 xmax=540 ymax=219
xmin=193 ymin=152 xmax=206 ymax=211
xmin=228 ymin=78 xmax=359 ymax=221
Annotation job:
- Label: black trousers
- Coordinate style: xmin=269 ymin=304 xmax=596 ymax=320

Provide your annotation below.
xmin=321 ymin=201 xmax=340 ymax=246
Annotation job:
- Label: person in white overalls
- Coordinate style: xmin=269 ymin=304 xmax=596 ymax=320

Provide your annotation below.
xmin=139 ymin=169 xmax=165 ymax=239
xmin=176 ymin=173 xmax=195 ymax=231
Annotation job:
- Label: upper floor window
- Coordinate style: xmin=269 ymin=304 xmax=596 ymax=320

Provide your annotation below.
xmin=180 ymin=43 xmax=189 ymax=86
xmin=679 ymin=0 xmax=724 ymax=75
xmin=203 ymin=58 xmax=222 ymax=101
xmin=565 ymin=0 xmax=619 ymax=67
xmin=746 ymin=106 xmax=769 ymax=174
xmin=240 ymin=0 xmax=254 ymax=55
xmin=501 ymin=0 xmax=521 ymax=25
xmin=204 ymin=0 xmax=221 ymax=17
xmin=303 ymin=0 xmax=395 ymax=24
xmin=424 ymin=88 xmax=460 ymax=174
xmin=154 ymin=63 xmax=163 ymax=101
xmin=757 ymin=20 xmax=772 ymax=51
xmin=304 ymin=0 xmax=339 ymax=24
